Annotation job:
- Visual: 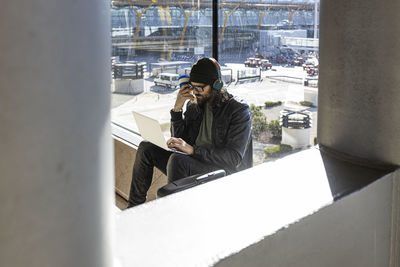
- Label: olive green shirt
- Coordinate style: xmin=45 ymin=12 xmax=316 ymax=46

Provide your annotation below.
xmin=195 ymin=102 xmax=213 ymax=148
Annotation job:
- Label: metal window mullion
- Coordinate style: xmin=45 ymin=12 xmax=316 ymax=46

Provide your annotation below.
xmin=212 ymin=0 xmax=218 ymax=60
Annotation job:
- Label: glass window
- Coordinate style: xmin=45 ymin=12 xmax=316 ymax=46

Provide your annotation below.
xmin=111 ymin=0 xmax=319 ymax=166
xmin=217 ymin=0 xmax=319 ymax=165
xmin=111 ymin=0 xmax=213 ymax=133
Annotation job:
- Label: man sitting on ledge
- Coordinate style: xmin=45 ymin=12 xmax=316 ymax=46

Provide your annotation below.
xmin=128 ymin=58 xmax=252 ymax=208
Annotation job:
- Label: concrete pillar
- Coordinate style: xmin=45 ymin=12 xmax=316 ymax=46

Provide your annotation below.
xmin=0 ymin=1 xmax=113 ymax=267
xmin=318 ymin=0 xmax=400 ymax=166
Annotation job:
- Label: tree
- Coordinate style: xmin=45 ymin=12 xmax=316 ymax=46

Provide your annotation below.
xmin=250 ymin=104 xmax=268 ymax=135
xmin=268 ymin=120 xmax=282 ymax=139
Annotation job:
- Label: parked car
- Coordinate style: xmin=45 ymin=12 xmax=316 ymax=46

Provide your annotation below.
xmin=290 ymin=56 xmax=305 ymax=66
xmin=306 ymin=66 xmax=319 ymax=76
xmin=260 ymin=59 xmax=272 ymax=70
xmin=276 ymin=55 xmax=289 ymax=64
xmin=244 ymin=57 xmax=272 ymax=70
xmin=244 ymin=57 xmax=257 ymax=67
xmin=154 ymin=73 xmax=179 ymax=89
xmin=302 ymin=57 xmax=319 ymax=70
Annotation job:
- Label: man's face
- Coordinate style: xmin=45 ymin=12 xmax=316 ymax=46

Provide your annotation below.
xmin=190 ymin=82 xmax=213 ymax=106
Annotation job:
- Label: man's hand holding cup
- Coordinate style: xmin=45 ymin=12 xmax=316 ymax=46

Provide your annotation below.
xmin=174 ymin=75 xmax=195 ymax=112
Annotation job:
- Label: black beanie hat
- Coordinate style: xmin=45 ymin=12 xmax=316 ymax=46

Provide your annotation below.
xmin=189 ymin=58 xmax=218 ymax=85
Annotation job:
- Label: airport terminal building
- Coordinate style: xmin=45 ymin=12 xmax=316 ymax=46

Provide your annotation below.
xmin=111 ymin=0 xmax=320 ymax=64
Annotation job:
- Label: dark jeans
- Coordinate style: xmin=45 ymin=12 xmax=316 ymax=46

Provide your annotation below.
xmin=128 ymin=141 xmax=220 ymax=207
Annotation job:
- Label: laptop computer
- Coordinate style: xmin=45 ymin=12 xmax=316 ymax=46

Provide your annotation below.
xmin=132 ymin=111 xmax=186 ymax=154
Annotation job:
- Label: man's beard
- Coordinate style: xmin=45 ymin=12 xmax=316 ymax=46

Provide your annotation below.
xmin=195 ymin=90 xmax=214 ymax=106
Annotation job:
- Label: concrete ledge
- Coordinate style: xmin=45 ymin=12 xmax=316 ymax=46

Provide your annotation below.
xmin=115 ymin=147 xmax=396 ymax=266
xmin=216 ymin=169 xmax=400 ymax=267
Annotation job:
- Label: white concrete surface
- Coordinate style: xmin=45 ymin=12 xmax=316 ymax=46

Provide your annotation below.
xmin=115 ymin=148 xmax=335 ymax=267
xmin=282 ymin=127 xmax=311 ymax=148
xmin=115 ymin=147 xmax=399 ymax=267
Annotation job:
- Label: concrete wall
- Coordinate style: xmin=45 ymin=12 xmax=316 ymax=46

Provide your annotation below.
xmin=318 ymin=0 xmax=400 ymax=166
xmin=215 ymin=169 xmax=400 ymax=267
xmin=114 ymin=138 xmax=167 ymax=203
xmin=0 ymin=1 xmax=113 ymax=266
xmin=114 ymin=79 xmax=145 ymax=95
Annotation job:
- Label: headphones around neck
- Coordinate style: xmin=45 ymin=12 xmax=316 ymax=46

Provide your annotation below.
xmin=208 ymin=57 xmax=224 ymax=91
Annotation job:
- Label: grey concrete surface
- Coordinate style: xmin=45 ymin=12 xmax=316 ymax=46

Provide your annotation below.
xmin=216 ymin=169 xmax=400 ymax=267
xmin=318 ymin=0 xmax=400 ymax=166
xmin=0 ymin=1 xmax=114 ymax=267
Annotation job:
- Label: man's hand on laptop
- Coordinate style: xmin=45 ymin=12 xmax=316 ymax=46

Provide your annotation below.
xmin=166 ymin=137 xmax=194 ymax=155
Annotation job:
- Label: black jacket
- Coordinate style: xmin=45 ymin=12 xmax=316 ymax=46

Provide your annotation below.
xmin=170 ymin=96 xmax=253 ymax=174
